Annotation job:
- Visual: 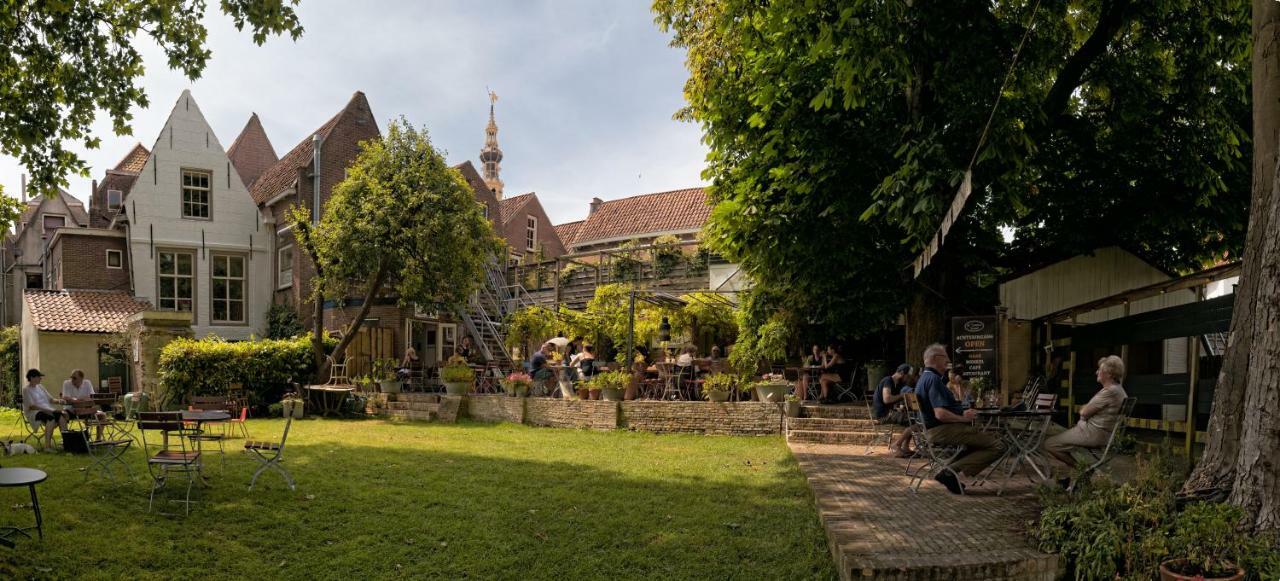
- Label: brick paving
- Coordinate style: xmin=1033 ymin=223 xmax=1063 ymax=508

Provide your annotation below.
xmin=790 ymin=441 xmax=1061 ymax=580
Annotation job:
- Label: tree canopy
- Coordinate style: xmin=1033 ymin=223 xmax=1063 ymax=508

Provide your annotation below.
xmin=293 ymin=118 xmax=503 ymax=376
xmin=1 ymin=0 xmax=304 ymax=194
xmin=654 ymin=0 xmax=1251 ymax=343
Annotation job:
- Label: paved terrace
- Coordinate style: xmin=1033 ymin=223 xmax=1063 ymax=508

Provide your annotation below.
xmin=790 ymin=442 xmax=1061 ymax=581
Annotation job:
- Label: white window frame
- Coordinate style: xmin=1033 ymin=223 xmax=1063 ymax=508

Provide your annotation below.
xmin=157 ymin=249 xmax=196 ymax=314
xmin=479 ymin=202 xmax=489 ymax=220
xmin=525 ymin=215 xmax=537 ymax=251
xmin=210 ymin=253 xmax=247 ymax=325
xmin=180 ymin=169 xmax=212 ymax=220
xmin=106 ymin=189 xmax=123 ymax=211
xmin=277 ymin=244 xmax=294 ymax=290
xmin=105 ymin=249 xmax=123 ymax=269
xmin=41 ymin=214 xmax=66 ymax=235
xmin=508 ymin=252 xmax=523 ymax=267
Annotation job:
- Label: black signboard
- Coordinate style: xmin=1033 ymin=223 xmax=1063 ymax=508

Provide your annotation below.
xmin=951 ymin=315 xmax=998 ymax=383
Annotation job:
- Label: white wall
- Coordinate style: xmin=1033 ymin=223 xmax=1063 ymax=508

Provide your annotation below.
xmin=998 ymin=247 xmax=1194 ymax=324
xmin=126 ymin=91 xmax=271 ymax=339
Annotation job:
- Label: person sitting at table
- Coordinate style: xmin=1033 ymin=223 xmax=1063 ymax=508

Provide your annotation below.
xmin=707 ymin=346 xmax=724 ymax=374
xmin=62 ymin=369 xmax=106 ymax=440
xmin=674 ymin=346 xmax=699 ymax=398
xmin=817 ymin=344 xmax=849 ymax=404
xmin=796 ymin=345 xmax=822 ymax=399
xmin=874 ymin=364 xmax=916 ymax=457
xmin=1041 ymin=356 xmax=1129 ymax=485
xmin=947 ymin=365 xmax=971 ymax=406
xmin=530 ymin=342 xmax=555 ymax=394
xmin=457 ymin=336 xmax=476 ymax=363
xmin=576 ymin=345 xmax=599 ymax=378
xmin=916 ymin=345 xmax=1004 ymax=495
xmin=21 ymin=369 xmax=68 ymax=452
xmin=397 ymin=347 xmax=420 ymax=381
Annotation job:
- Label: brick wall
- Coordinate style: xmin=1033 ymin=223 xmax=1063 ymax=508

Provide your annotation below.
xmin=51 ymin=232 xmax=130 ymax=291
xmin=524 ymin=398 xmax=617 ymax=430
xmin=437 ymin=395 xmax=463 ymax=422
xmin=467 ymin=395 xmax=525 ymax=424
xmin=618 ymin=401 xmax=783 ymax=435
xmin=503 ymin=196 xmax=565 ymax=260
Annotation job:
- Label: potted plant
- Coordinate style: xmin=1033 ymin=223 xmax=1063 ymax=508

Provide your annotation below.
xmin=864 ymin=359 xmax=887 ymax=392
xmin=590 ymin=370 xmax=629 ymax=401
xmin=369 ymin=359 xmax=401 ymax=394
xmin=281 ymin=392 xmax=306 ymax=419
xmin=1160 ymin=503 xmax=1248 ymax=581
xmin=702 ymin=373 xmax=737 ymax=403
xmin=501 ymin=372 xmax=532 ymax=397
xmin=440 ymin=355 xmax=475 ymax=396
xmin=784 ymin=394 xmax=802 ymax=417
xmin=753 ymin=373 xmax=789 ymax=403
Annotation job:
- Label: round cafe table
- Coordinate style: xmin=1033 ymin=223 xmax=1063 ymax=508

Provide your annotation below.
xmin=0 ymin=467 xmax=47 ymax=547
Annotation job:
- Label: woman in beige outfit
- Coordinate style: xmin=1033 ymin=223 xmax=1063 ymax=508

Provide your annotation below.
xmin=1041 ymin=355 xmax=1128 ymax=468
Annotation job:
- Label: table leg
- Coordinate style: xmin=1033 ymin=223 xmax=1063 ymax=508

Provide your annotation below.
xmin=28 ymin=483 xmax=42 ymax=541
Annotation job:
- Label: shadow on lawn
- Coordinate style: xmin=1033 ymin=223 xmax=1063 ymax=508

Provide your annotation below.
xmin=0 ymin=420 xmax=836 ymax=581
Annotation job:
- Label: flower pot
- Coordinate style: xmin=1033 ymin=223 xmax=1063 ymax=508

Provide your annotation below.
xmin=505 ymin=384 xmax=530 ymax=397
xmin=601 ymin=387 xmax=624 ymax=401
xmin=589 ymin=388 xmax=601 ymax=400
xmin=784 ymin=401 xmax=802 ymax=417
xmin=379 ymin=379 xmax=402 ymax=394
xmin=1159 ymin=559 xmax=1244 ymax=581
xmin=444 ymin=381 xmax=471 ymax=396
xmin=576 ymin=387 xmax=590 ymax=400
xmin=705 ymin=390 xmax=731 ymax=403
xmin=281 ymin=399 xmax=305 ymax=419
xmin=755 ymin=383 xmax=788 ymax=403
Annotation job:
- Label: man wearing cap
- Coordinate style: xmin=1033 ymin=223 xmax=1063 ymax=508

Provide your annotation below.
xmin=873 ymin=364 xmax=916 ymax=456
xmin=20 ymin=369 xmax=68 ymax=452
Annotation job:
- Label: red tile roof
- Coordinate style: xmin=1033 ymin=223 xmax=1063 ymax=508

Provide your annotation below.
xmin=571 ymin=187 xmax=708 ymax=247
xmin=498 ymin=192 xmax=535 ymax=225
xmin=554 ymin=220 xmax=583 ymax=246
xmin=227 ymin=113 xmax=278 ymax=189
xmin=250 ymin=92 xmax=371 ymax=205
xmin=113 ymin=143 xmax=150 ymax=174
xmin=24 ymin=290 xmax=149 ymax=333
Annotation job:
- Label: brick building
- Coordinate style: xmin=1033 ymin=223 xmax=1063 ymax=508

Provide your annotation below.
xmin=557 ymin=187 xmax=709 ymax=254
xmin=497 ymin=192 xmax=565 ymax=264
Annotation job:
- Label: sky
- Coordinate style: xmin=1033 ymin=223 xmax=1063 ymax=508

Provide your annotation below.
xmin=0 ymin=0 xmax=708 ymax=226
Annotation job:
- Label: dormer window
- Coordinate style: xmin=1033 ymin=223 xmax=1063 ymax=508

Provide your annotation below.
xmin=41 ymin=215 xmax=65 ymax=235
xmin=107 ymin=189 xmax=122 ymax=211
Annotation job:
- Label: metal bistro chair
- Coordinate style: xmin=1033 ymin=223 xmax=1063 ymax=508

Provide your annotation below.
xmin=83 ymin=406 xmax=134 ymax=484
xmin=10 ymin=395 xmax=40 ymax=446
xmin=904 ymin=393 xmax=965 ymax=494
xmin=138 ymin=412 xmax=203 ymax=516
xmin=656 ymin=362 xmax=681 ymax=400
xmin=245 ymin=416 xmax=296 ymax=491
xmin=187 ymin=397 xmax=229 ymax=471
xmin=1070 ymin=397 xmax=1138 ymax=492
xmin=864 ymin=390 xmax=896 ymax=454
xmin=984 ymin=393 xmax=1059 ymax=496
xmin=326 ymin=356 xmax=352 ymax=386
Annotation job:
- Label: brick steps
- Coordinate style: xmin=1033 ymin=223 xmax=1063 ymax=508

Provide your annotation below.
xmin=800 ymin=404 xmax=870 ymax=420
xmin=786 ymin=417 xmax=876 ymax=431
xmin=786 ymin=430 xmax=878 ymax=445
xmin=389 ymin=393 xmax=440 ymax=403
xmin=386 ymin=401 xmax=440 ymax=412
xmin=386 ymin=410 xmax=438 ymax=422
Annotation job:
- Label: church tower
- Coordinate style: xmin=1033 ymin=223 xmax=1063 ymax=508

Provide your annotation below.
xmin=480 ymin=90 xmax=504 ymax=199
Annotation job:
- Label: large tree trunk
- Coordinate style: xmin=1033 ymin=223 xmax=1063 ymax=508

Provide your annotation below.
xmin=905 ymin=264 xmax=950 ymax=368
xmin=1183 ymin=0 xmax=1280 ymax=532
xmin=316 ymin=261 xmax=391 ymax=382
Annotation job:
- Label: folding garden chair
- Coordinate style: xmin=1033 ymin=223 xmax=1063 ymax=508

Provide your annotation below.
xmin=863 ymin=391 xmax=896 ymax=454
xmin=325 ymin=356 xmax=352 ymax=386
xmin=1069 ymin=397 xmax=1138 ymax=492
xmin=225 ymin=405 xmax=250 ymax=439
xmin=85 ymin=415 xmax=134 ymax=483
xmin=244 ymin=416 xmax=295 ymax=491
xmin=187 ymin=398 xmax=229 ymax=471
xmin=10 ymin=396 xmax=40 ymax=446
xmin=138 ymin=412 xmax=203 ymax=516
xmin=904 ymin=393 xmax=965 ymax=494
xmin=656 ymin=362 xmax=681 ymax=400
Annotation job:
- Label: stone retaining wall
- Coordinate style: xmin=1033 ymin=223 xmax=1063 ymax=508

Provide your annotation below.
xmin=466 ymin=395 xmax=525 ymax=424
xmin=525 ymin=399 xmax=619 ymax=430
xmin=618 ymin=401 xmax=783 ymax=435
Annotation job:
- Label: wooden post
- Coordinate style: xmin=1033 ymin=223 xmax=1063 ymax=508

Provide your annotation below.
xmin=553 ymin=258 xmax=561 ymax=312
xmin=1067 ymin=315 xmax=1077 ymax=425
xmin=1120 ymin=301 xmax=1131 ymax=365
xmin=1184 ymin=285 xmax=1204 ymax=457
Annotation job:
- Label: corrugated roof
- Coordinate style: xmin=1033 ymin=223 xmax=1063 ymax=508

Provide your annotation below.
xmin=554 ymin=220 xmax=583 ymax=246
xmin=498 ymin=192 xmax=535 ymax=225
xmin=572 ymin=187 xmax=708 ymax=246
xmin=250 ymin=92 xmax=370 ymax=205
xmin=227 ymin=113 xmax=278 ymax=189
xmin=24 ymin=290 xmax=149 ymax=333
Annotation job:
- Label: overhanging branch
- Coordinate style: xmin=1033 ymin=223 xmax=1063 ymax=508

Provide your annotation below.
xmin=1042 ymin=0 xmax=1132 ymax=122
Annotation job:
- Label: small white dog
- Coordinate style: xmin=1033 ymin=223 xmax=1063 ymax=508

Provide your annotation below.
xmin=2 ymin=441 xmax=37 ymax=455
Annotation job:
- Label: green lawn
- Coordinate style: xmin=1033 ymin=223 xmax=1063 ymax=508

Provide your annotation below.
xmin=0 ymin=410 xmax=835 ymax=580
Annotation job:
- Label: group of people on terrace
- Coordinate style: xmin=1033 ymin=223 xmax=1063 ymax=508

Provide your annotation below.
xmin=871 ymin=343 xmax=1131 ymax=495
xmin=19 ymin=368 xmax=110 ymax=452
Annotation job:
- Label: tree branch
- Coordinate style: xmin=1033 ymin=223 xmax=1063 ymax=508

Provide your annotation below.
xmin=1042 ymin=0 xmax=1132 ymax=122
xmin=322 ymin=258 xmax=392 ymax=379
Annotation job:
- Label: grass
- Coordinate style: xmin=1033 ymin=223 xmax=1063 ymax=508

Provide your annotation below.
xmin=0 ymin=410 xmax=836 ymax=580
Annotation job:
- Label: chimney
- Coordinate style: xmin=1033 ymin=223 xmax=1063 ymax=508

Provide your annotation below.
xmin=20 ymin=174 xmax=26 ymax=203
xmin=589 ymin=197 xmax=603 ymax=215
xmin=90 ymin=179 xmax=98 ymax=214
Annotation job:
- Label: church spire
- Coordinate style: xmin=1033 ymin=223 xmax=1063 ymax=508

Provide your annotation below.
xmin=480 ymin=90 xmax=504 ymax=199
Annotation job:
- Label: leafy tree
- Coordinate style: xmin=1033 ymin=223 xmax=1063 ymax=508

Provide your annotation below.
xmin=655 ymin=0 xmax=1251 ymax=357
xmin=265 ymin=303 xmax=303 ymax=339
xmin=0 ymin=0 xmax=304 ymax=195
xmin=293 ymin=119 xmax=504 ymax=379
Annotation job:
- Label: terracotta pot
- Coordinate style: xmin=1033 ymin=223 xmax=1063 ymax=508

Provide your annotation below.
xmin=1159 ymin=559 xmax=1244 ymax=581
xmin=705 ymin=390 xmax=730 ymax=402
xmin=589 ymin=389 xmax=601 ymax=400
xmin=624 ymin=383 xmax=638 ymax=400
xmin=576 ymin=388 xmax=590 ymax=400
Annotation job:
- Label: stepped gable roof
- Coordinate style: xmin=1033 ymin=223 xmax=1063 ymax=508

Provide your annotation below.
xmin=250 ymin=91 xmax=371 ymax=205
xmin=498 ymin=192 xmax=536 ymax=225
xmin=227 ymin=113 xmax=278 ymax=189
xmin=554 ymin=220 xmax=584 ymax=246
xmin=23 ymin=289 xmax=149 ymax=333
xmin=572 ymin=187 xmax=708 ymax=246
xmin=113 ymin=143 xmax=150 ymax=174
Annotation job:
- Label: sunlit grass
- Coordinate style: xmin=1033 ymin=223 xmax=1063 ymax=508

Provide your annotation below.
xmin=0 ymin=410 xmax=834 ymax=580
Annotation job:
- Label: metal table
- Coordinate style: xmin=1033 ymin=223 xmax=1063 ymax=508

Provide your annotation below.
xmin=0 ymin=468 xmax=47 ymax=547
xmin=974 ymin=409 xmax=1055 ymax=495
xmin=304 ymin=385 xmax=355 ymax=417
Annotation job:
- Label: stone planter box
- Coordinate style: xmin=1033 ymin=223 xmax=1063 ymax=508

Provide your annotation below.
xmin=754 ymin=383 xmax=788 ymax=403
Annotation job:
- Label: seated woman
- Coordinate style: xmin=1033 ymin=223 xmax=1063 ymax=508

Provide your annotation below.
xmin=397 ymin=347 xmax=420 ymax=381
xmin=674 ymin=346 xmax=699 ymax=399
xmin=796 ymin=344 xmax=822 ymax=400
xmin=946 ymin=365 xmax=971 ymax=407
xmin=21 ymin=369 xmax=68 ymax=452
xmin=817 ymin=344 xmax=848 ymax=404
xmin=577 ymin=345 xmax=599 ymax=379
xmin=1042 ymin=355 xmax=1129 ymax=478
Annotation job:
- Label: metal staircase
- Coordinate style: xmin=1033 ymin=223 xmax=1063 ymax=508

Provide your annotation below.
xmin=458 ymin=259 xmax=533 ymax=368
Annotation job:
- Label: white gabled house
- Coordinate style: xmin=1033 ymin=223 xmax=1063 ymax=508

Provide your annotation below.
xmin=115 ymin=90 xmax=272 ymax=339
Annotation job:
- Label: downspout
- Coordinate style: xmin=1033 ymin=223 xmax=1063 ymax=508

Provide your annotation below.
xmin=312 ymin=134 xmax=323 ymax=224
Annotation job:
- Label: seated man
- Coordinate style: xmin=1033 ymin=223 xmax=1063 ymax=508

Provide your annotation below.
xmin=916 ymin=344 xmax=1004 ymax=495
xmin=530 ymin=342 xmax=555 ymax=395
xmin=873 ymin=364 xmax=915 ymax=457
xmin=21 ymin=369 xmax=69 ymax=452
xmin=62 ymin=369 xmax=107 ymax=440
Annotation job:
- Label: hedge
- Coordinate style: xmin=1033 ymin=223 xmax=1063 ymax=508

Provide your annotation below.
xmin=157 ymin=334 xmax=337 ymax=408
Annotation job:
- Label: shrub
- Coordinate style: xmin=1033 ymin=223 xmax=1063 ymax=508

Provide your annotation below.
xmin=441 ymin=355 xmax=475 ymax=383
xmin=586 ymin=370 xmax=629 ymax=391
xmin=702 ymin=372 xmax=744 ymax=394
xmin=265 ymin=304 xmax=303 ymax=339
xmin=157 ymin=334 xmax=337 ymax=408
xmin=0 ymin=326 xmax=17 ymax=406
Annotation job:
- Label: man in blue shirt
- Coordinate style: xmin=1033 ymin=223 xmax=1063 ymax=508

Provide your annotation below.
xmin=916 ymin=344 xmax=1003 ymax=494
xmin=874 ymin=364 xmax=915 ymax=457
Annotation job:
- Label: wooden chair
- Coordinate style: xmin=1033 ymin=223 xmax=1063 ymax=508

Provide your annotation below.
xmin=138 ymin=412 xmax=202 ymax=515
xmin=244 ymin=416 xmax=295 ymax=491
